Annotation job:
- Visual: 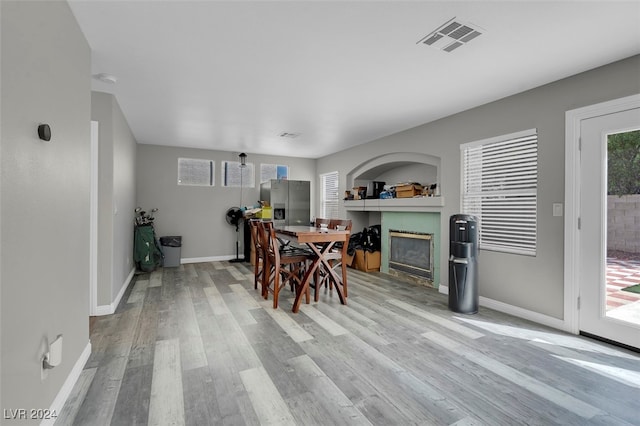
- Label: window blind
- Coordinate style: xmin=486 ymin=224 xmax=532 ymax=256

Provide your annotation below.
xmin=222 ymin=161 xmax=255 ymax=188
xmin=178 ymin=158 xmax=214 ymax=186
xmin=461 ymin=129 xmax=538 ymax=256
xmin=320 ymin=171 xmax=340 ymax=219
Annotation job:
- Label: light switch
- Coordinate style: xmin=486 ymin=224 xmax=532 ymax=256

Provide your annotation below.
xmin=553 ymin=203 xmax=563 ymax=217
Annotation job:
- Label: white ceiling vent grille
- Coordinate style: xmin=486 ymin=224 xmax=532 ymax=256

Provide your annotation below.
xmin=418 ymin=18 xmax=483 ymax=52
xmin=279 ymin=132 xmax=300 ymax=139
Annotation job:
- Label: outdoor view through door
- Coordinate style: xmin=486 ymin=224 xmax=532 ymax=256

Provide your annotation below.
xmin=578 ymin=104 xmax=640 ymax=350
xmin=606 ymin=129 xmax=640 ymax=326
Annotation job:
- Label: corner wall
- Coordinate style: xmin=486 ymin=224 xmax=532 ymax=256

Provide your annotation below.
xmin=91 ymin=91 xmax=137 ymax=310
xmin=318 ymin=55 xmax=640 ymax=320
xmin=136 ymin=145 xmax=316 ymax=260
xmin=1 ymin=1 xmax=91 ymax=420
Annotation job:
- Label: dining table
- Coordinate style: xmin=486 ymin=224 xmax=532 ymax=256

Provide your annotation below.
xmin=274 ymin=225 xmax=350 ymax=313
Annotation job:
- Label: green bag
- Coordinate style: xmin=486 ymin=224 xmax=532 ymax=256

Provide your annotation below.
xmin=134 ymin=225 xmax=163 ymax=272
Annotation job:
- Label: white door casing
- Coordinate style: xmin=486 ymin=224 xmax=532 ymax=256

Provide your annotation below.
xmin=565 ymin=94 xmax=640 ymax=348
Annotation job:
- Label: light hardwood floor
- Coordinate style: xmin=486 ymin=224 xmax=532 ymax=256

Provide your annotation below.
xmin=57 ymin=261 xmax=639 ymax=425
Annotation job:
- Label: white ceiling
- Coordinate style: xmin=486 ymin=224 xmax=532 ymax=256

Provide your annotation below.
xmin=68 ymin=1 xmax=640 ymax=159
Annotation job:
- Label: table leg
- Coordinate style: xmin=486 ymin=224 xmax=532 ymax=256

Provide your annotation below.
xmin=292 ymin=241 xmax=346 ymax=313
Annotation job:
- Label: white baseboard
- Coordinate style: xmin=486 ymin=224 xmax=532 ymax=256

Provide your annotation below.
xmin=42 ymin=341 xmax=91 ymax=426
xmin=438 ymin=285 xmax=565 ymax=331
xmin=181 ymin=255 xmax=244 ymax=264
xmin=94 ymin=267 xmax=136 ymax=316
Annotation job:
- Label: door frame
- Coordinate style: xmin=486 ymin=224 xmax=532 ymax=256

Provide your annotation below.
xmin=90 ymin=121 xmax=99 ymax=316
xmin=564 ymin=94 xmax=640 ymax=334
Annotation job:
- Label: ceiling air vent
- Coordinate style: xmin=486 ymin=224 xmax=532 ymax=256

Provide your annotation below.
xmin=279 ymin=132 xmax=300 ymax=139
xmin=418 ymin=17 xmax=483 ymax=52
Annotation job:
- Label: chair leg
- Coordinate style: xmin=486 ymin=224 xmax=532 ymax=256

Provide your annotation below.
xmin=254 ymin=257 xmax=263 ymax=291
xmin=304 ymin=262 xmax=311 ymax=304
xmin=273 ymin=268 xmax=281 ymax=309
xmin=341 ymin=261 xmax=348 ymax=297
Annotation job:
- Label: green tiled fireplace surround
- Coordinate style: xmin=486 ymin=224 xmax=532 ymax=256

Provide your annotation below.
xmin=381 ymin=212 xmax=441 ymax=288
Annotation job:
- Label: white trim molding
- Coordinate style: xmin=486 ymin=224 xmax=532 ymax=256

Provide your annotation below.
xmin=94 ymin=267 xmax=136 ymax=316
xmin=439 ymin=285 xmax=565 ymax=331
xmin=89 ymin=121 xmax=99 ymax=316
xmin=564 ymin=94 xmax=640 ymax=335
xmin=41 ymin=342 xmax=91 ymax=426
xmin=182 ymin=255 xmax=240 ymax=264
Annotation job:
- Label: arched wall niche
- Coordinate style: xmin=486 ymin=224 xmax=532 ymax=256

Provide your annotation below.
xmin=346 ymin=152 xmax=441 ymax=191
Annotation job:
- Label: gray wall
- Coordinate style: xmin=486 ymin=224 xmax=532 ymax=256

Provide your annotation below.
xmin=136 ymin=145 xmax=316 ymax=260
xmin=317 ymin=55 xmax=640 ymax=320
xmin=1 ymin=0 xmax=90 ymax=419
xmin=91 ymin=92 xmax=138 ymax=307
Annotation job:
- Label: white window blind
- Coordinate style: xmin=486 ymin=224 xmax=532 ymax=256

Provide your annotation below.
xmin=461 ymin=129 xmax=538 ymax=256
xmin=320 ymin=171 xmax=339 ymax=219
xmin=222 ymin=161 xmax=255 ymax=188
xmin=178 ymin=158 xmax=214 ymax=186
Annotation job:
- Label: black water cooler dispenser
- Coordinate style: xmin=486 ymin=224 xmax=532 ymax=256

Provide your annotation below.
xmin=449 ymin=214 xmax=479 ymax=314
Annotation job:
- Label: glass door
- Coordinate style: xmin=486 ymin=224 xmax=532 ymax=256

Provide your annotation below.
xmin=579 ymin=107 xmax=640 ymax=349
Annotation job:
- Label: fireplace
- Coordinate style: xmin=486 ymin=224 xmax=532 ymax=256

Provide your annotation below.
xmin=389 ymin=230 xmax=433 ymax=282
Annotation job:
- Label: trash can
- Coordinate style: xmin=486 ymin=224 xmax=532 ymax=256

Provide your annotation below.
xmin=448 ymin=215 xmax=479 ymax=314
xmin=160 ymin=236 xmax=182 ymax=267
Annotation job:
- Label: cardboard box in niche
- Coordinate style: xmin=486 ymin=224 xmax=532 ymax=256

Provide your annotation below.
xmin=352 ymin=249 xmax=380 ymax=272
xmin=395 ymin=184 xmax=423 ymax=198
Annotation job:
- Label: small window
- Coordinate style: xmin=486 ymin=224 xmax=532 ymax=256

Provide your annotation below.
xmin=461 ymin=129 xmax=538 ymax=256
xmin=320 ymin=171 xmax=339 ymax=219
xmin=260 ymin=164 xmax=289 ymax=183
xmin=178 ymin=158 xmax=214 ymax=186
xmin=222 ymin=161 xmax=255 ymax=188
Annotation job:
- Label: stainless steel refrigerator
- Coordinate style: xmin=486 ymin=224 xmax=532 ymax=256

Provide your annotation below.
xmin=260 ymin=179 xmax=310 ymax=226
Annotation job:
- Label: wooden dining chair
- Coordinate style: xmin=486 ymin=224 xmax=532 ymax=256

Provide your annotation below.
xmin=248 ymin=219 xmax=265 ymax=293
xmin=314 ymin=217 xmax=331 ymax=228
xmin=314 ymin=218 xmax=352 ymax=301
xmin=259 ymin=221 xmax=313 ymax=309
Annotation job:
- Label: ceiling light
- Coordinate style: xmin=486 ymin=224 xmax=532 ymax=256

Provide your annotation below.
xmin=418 ymin=17 xmax=483 ymax=53
xmin=93 ymin=73 xmax=118 ymax=84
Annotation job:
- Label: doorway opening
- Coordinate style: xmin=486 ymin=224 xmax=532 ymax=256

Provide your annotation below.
xmin=605 ymin=130 xmax=640 ymax=326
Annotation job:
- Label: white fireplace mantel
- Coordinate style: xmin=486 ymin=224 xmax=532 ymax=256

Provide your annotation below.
xmin=344 ymin=196 xmax=444 ymax=213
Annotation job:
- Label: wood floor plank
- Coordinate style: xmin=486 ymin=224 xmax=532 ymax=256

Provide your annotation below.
xmin=225 ymin=265 xmax=248 ymax=281
xmin=127 ymin=287 xmax=160 ymax=369
xmin=422 ymin=331 xmax=607 ymax=420
xmin=110 ymin=364 xmax=153 ymax=425
xmin=54 ymin=367 xmax=96 ymax=425
xmin=239 ymin=366 xmax=297 ymax=426
xmin=286 ymin=354 xmax=373 ymax=425
xmin=388 ymin=298 xmax=485 ymax=339
xmin=314 ymin=302 xmax=390 ymax=347
xmin=203 ymin=285 xmax=232 ymax=316
xmin=148 ymin=339 xmax=185 ymax=426
xmin=182 ymin=366 xmax=222 ymax=426
xmin=257 ymin=299 xmax=315 ymax=343
xmin=63 ymin=265 xmax=640 ymax=426
xmin=229 ymin=283 xmax=262 ymax=310
xmin=300 ymin=305 xmax=349 ymax=336
xmin=73 ymin=304 xmax=142 ymax=425
xmin=148 ymin=269 xmax=163 ymax=287
xmin=127 ymin=278 xmax=149 ymax=304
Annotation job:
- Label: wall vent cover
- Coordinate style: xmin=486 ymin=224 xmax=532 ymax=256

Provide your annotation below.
xmin=418 ymin=17 xmax=483 ymax=52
